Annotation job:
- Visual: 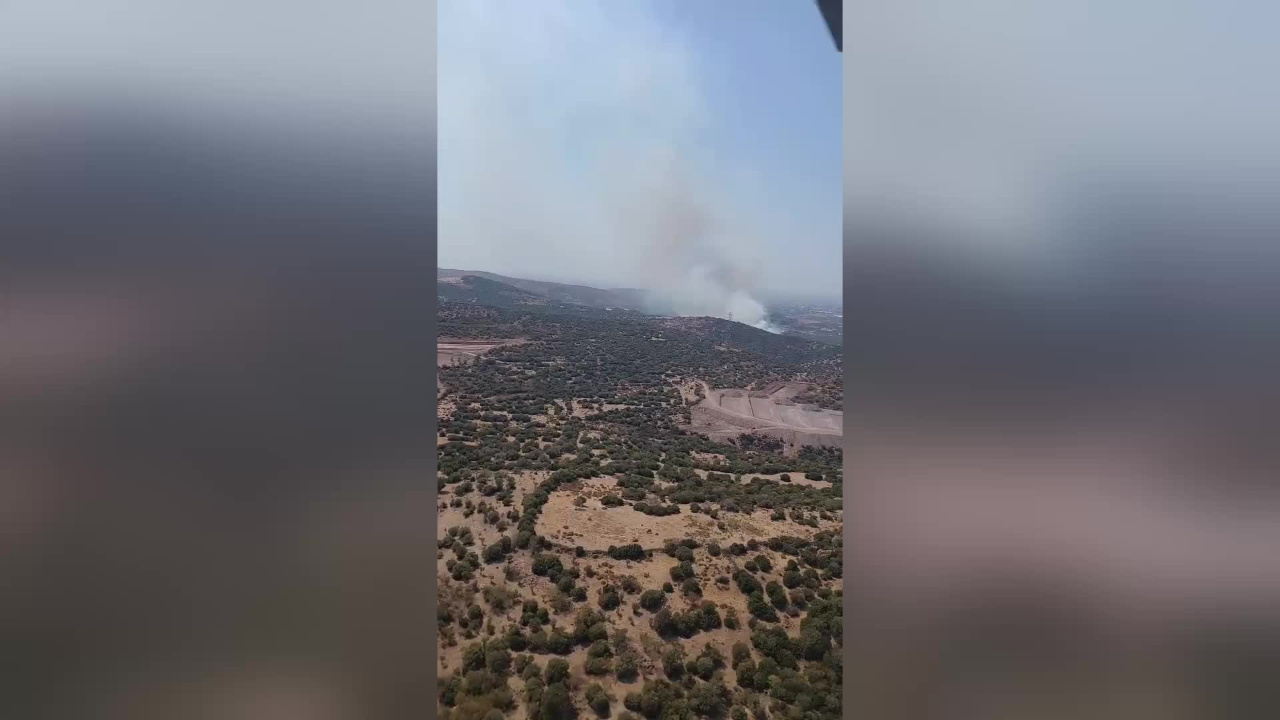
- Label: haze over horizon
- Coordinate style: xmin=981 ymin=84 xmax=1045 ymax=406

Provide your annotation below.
xmin=438 ymin=264 xmax=842 ymax=306
xmin=438 ymin=0 xmax=842 ymax=329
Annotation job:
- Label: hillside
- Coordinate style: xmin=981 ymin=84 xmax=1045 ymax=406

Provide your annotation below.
xmin=438 ymin=274 xmax=552 ymax=309
xmin=439 ymin=268 xmax=647 ymax=311
xmin=436 ymin=275 xmax=844 ymax=720
xmin=657 ymin=317 xmax=840 ymax=365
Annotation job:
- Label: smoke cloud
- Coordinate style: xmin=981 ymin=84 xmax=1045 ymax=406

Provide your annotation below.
xmin=438 ymin=0 xmax=825 ymax=332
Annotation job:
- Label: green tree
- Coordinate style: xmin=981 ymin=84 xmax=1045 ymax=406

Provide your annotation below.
xmin=539 ymin=682 xmax=577 ymax=720
xmin=585 ymin=683 xmax=612 ymax=717
xmin=544 ymin=658 xmax=571 ymax=684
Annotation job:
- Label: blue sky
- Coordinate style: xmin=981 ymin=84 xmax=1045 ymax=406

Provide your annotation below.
xmin=649 ymin=1 xmax=842 ymax=246
xmin=437 ymin=0 xmax=842 ymax=304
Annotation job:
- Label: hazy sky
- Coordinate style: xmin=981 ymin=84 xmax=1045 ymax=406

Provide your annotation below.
xmin=0 ymin=0 xmax=434 ymax=144
xmin=438 ymin=0 xmax=842 ymax=300
xmin=843 ymin=1 xmax=1280 ymax=275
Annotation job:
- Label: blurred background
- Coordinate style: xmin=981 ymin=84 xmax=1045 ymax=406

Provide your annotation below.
xmin=2 ymin=1 xmax=1278 ymax=719
xmin=843 ymin=3 xmax=1280 ymax=719
xmin=0 ymin=2 xmax=436 ymax=718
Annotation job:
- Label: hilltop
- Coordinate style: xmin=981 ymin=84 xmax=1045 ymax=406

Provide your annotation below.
xmin=439 ymin=268 xmax=649 ymax=312
xmin=436 ymin=269 xmax=841 ymax=346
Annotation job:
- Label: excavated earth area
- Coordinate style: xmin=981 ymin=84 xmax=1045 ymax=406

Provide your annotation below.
xmin=688 ymin=381 xmax=843 ymax=452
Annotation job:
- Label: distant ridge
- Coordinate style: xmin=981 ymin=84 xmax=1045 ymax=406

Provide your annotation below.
xmin=437 ymin=268 xmax=649 ymax=310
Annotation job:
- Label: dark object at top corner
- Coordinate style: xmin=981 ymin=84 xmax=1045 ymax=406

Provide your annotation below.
xmin=815 ymin=0 xmax=841 ymax=52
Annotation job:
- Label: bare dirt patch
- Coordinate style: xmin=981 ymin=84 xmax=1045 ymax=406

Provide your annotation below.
xmin=438 ymin=338 xmax=525 ymax=393
xmin=437 ymin=398 xmax=456 ymax=419
xmin=537 ymin=484 xmax=840 ymax=551
xmin=511 ymin=470 xmax=547 ymax=505
xmin=692 ymin=451 xmax=728 ymax=466
xmin=687 ymin=382 xmax=843 ymax=453
xmin=437 ymin=338 xmax=524 ymax=366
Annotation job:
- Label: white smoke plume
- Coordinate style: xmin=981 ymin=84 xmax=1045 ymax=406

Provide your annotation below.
xmin=602 ymin=143 xmax=783 ymax=332
xmin=438 ymin=0 xmax=788 ymax=334
xmin=652 ymin=264 xmax=782 ymax=333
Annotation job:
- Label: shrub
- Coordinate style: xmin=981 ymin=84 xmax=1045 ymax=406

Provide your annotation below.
xmin=697 ymin=601 xmax=722 ymax=631
xmin=637 ymin=680 xmax=683 ymax=719
xmin=609 ymin=544 xmax=646 ymax=562
xmin=486 ymin=648 xmax=513 ymax=675
xmin=747 ymin=592 xmax=779 ymax=622
xmin=751 ymin=626 xmax=799 ymax=670
xmin=532 ymin=553 xmax=564 ymax=577
xmin=661 ymin=582 xmax=674 ymax=594
xmin=545 ymin=628 xmax=574 ymax=654
xmin=615 ymin=651 xmax=640 ymax=682
xmin=681 ymin=578 xmax=702 ymax=596
xmin=549 ymin=592 xmax=572 ymax=615
xmin=585 ymin=683 xmax=611 ymax=716
xmin=650 ymin=607 xmax=677 ymax=637
xmin=585 ymin=657 xmax=612 ymax=676
xmin=620 ymin=576 xmax=642 ymax=594
xmin=451 ymin=560 xmax=476 ymax=582
xmin=508 ymin=629 xmax=529 ymax=652
xmin=601 ymin=495 xmax=624 ymax=507
xmin=598 ymin=587 xmax=621 ymax=611
xmin=483 ymin=543 xmax=505 ymax=563
xmin=734 ymin=570 xmax=763 ymax=596
xmin=463 ymin=669 xmax=503 ymax=697
xmin=439 ymin=675 xmax=462 ymax=706
xmin=537 ymin=682 xmax=575 ymax=720
xmin=754 ymin=555 xmax=773 ymax=573
xmin=639 ymin=590 xmax=665 ymax=611
xmin=688 ymin=679 xmax=730 ymax=718
xmin=696 ymin=643 xmax=724 ymax=669
xmin=662 ymin=647 xmax=685 ymax=679
xmin=544 ymin=658 xmax=571 ymax=684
